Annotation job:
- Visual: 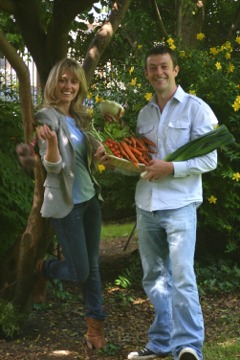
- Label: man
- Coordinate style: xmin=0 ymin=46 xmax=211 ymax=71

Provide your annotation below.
xmin=127 ymin=45 xmax=218 ymax=360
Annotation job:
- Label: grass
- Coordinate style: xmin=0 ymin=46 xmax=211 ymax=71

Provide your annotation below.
xmin=101 ymin=221 xmax=136 ymax=240
xmin=204 ymin=340 xmax=240 ymax=359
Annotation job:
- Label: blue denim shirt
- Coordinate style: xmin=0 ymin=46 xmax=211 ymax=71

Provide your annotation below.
xmin=135 ymin=85 xmax=218 ymax=211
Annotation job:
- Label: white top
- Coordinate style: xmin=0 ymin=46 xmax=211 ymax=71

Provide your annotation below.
xmin=135 ymin=85 xmax=218 ymax=211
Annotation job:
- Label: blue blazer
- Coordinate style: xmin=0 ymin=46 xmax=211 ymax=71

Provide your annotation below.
xmin=35 ymin=107 xmax=102 ymax=219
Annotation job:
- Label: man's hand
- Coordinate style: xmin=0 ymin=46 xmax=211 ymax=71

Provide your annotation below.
xmin=141 ymin=159 xmax=174 ymax=181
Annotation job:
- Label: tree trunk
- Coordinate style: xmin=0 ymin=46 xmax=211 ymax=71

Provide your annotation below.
xmin=177 ymin=0 xmax=205 ymax=47
xmin=0 ymin=155 xmax=53 ymax=312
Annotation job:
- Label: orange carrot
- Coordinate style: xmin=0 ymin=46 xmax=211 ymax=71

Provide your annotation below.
xmin=121 ymin=141 xmax=139 ymax=165
xmin=130 ymin=136 xmax=137 ymax=148
xmin=117 ymin=142 xmax=129 ymax=160
xmin=128 ymin=145 xmax=143 ymax=157
xmin=123 ymin=137 xmax=132 ymax=145
xmin=138 ymin=156 xmax=149 ymax=165
xmin=141 ymin=136 xmax=156 ymax=148
xmin=135 ymin=138 xmax=148 ymax=150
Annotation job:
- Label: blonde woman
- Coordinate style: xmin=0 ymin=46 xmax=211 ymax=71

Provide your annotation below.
xmin=35 ymin=58 xmax=106 ymax=349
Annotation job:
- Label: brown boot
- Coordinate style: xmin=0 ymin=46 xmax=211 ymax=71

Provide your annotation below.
xmin=85 ymin=317 xmax=106 ymax=349
xmin=33 ymin=260 xmax=47 ymax=304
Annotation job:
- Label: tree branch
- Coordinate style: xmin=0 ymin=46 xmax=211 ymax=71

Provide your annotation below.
xmin=45 ymin=0 xmax=96 ymax=69
xmin=176 ymin=0 xmax=183 ymax=41
xmin=0 ymin=0 xmax=16 ymax=13
xmin=149 ymin=0 xmax=168 ymax=38
xmin=0 ymin=31 xmax=34 ymax=141
xmin=82 ymin=0 xmax=133 ymax=86
xmin=13 ymin=0 xmax=96 ymax=87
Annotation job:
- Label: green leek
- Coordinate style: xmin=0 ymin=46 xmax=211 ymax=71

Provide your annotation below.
xmin=164 ymin=125 xmax=235 ymax=162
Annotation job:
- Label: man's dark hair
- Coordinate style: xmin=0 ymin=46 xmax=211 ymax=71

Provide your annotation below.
xmin=145 ymin=44 xmax=178 ymax=69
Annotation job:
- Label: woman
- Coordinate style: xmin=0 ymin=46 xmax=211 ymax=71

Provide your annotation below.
xmin=35 ymin=58 xmax=106 ymax=349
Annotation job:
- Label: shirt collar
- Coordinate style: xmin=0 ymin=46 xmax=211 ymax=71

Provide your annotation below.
xmin=149 ymin=85 xmax=186 ymax=106
xmin=172 ymin=85 xmax=186 ymax=103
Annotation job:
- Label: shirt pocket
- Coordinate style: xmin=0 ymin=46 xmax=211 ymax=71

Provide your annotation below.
xmin=167 ymin=121 xmax=191 ymax=150
xmin=138 ymin=124 xmax=158 ymax=145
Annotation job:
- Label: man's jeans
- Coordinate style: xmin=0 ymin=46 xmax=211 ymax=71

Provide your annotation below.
xmin=136 ymin=204 xmax=204 ymax=360
xmin=44 ymin=196 xmax=105 ymax=320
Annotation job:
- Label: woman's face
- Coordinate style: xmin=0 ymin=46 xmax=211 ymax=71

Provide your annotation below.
xmin=55 ymin=68 xmax=80 ymax=106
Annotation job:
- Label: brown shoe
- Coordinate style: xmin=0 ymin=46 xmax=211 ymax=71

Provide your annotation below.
xmin=33 ymin=260 xmax=47 ymax=304
xmin=85 ymin=317 xmax=106 ymax=349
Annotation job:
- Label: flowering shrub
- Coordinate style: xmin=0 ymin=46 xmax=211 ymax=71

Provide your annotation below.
xmin=91 ymin=36 xmax=240 ymax=257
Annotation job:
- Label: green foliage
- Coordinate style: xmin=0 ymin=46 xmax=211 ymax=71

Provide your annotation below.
xmin=196 ymin=259 xmax=240 ymax=296
xmin=115 ymin=252 xmax=142 ymax=291
xmin=0 ymin=299 xmax=23 ymax=338
xmin=0 ymin=99 xmax=34 ymax=258
xmin=98 ymin=342 xmax=121 ymax=356
xmin=114 ymin=248 xmax=240 ymax=298
xmin=96 ymin=170 xmax=137 ymax=220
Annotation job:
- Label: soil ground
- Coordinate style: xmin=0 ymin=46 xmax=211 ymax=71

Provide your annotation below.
xmin=0 ymin=236 xmax=240 ymax=359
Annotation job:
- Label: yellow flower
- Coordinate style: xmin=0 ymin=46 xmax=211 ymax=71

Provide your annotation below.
xmin=98 ymin=164 xmax=105 ymax=173
xmin=95 ymin=95 xmax=103 ymax=103
xmin=196 ymin=32 xmax=205 ymax=40
xmin=129 ymin=66 xmax=134 ymax=75
xmin=130 ymin=77 xmax=137 ymax=86
xmin=144 ymin=92 xmax=153 ymax=101
xmin=215 ymin=62 xmax=222 ymax=70
xmin=189 ymin=90 xmax=197 ymax=96
xmin=167 ymin=37 xmax=175 ymax=46
xmin=232 ymin=172 xmax=240 ymax=182
xmin=232 ymin=95 xmax=240 ymax=112
xmin=209 ymin=47 xmax=218 ymax=56
xmin=236 ymin=35 xmax=240 ymax=44
xmin=220 ymin=41 xmax=232 ymax=53
xmin=137 ymin=83 xmax=142 ymax=88
xmin=208 ymin=195 xmax=217 ymax=204
xmin=225 ymin=41 xmax=232 ymax=51
xmin=227 ymin=63 xmax=235 ymax=73
xmin=225 ymin=52 xmax=231 ymax=59
xmin=138 ymin=45 xmax=142 ymax=49
xmin=169 ymin=44 xmax=176 ymax=50
xmin=166 ymin=38 xmax=176 ymax=50
xmin=87 ymin=92 xmax=93 ymax=99
xmin=179 ymin=51 xmax=186 ymax=58
xmin=87 ymin=108 xmax=94 ymax=116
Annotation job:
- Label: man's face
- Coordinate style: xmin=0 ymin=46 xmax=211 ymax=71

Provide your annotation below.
xmin=145 ymin=53 xmax=179 ymax=95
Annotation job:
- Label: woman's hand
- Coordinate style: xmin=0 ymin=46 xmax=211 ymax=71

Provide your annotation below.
xmin=95 ymin=146 xmax=109 ymax=164
xmin=37 ymin=124 xmax=57 ymax=142
xmin=37 ymin=124 xmax=61 ymax=163
xmin=95 ymin=146 xmax=115 ymax=170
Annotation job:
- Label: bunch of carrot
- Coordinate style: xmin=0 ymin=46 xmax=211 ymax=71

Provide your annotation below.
xmin=104 ymin=136 xmax=156 ymax=168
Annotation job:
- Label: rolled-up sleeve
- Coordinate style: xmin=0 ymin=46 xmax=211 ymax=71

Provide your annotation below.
xmin=43 ymin=156 xmax=63 ymax=174
xmin=173 ymin=150 xmax=218 ymax=178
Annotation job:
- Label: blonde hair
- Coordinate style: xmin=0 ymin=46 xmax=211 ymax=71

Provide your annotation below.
xmin=44 ymin=58 xmax=91 ymax=129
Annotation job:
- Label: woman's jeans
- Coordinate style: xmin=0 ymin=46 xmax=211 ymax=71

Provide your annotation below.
xmin=44 ymin=196 xmax=105 ymax=320
xmin=136 ymin=204 xmax=204 ymax=360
